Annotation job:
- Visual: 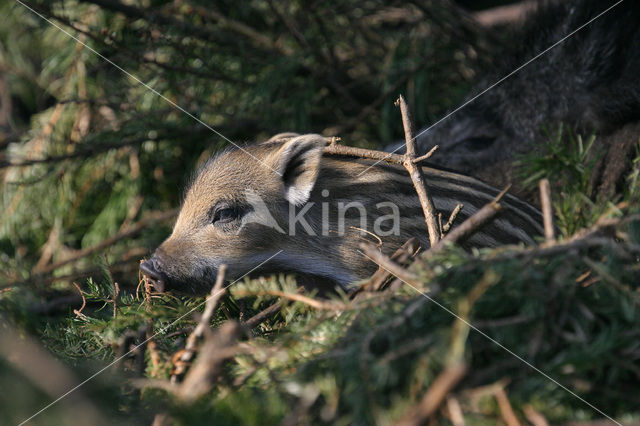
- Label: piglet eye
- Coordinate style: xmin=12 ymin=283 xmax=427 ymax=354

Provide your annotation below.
xmin=212 ymin=207 xmax=240 ymax=224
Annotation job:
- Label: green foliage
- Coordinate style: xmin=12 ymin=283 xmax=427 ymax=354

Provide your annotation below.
xmin=0 ymin=0 xmax=488 ymax=290
xmin=1 ymin=1 xmax=639 ymax=425
xmin=6 ymin=219 xmax=637 ymax=424
xmin=517 ymin=125 xmax=609 ymax=235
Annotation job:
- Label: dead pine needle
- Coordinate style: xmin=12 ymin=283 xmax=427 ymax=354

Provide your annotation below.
xmin=72 ymin=282 xmax=87 ymax=320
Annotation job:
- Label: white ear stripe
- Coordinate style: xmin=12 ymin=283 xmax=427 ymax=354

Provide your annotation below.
xmin=275 ymin=134 xmax=326 ymax=206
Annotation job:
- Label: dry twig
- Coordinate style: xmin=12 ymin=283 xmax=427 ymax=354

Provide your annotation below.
xmin=323 ymin=94 xmax=442 ymax=247
xmin=441 ymin=203 xmax=464 ymax=235
xmin=523 ymin=404 xmax=549 ymax=426
xmin=396 ymin=94 xmax=441 ymax=246
xmin=494 ymin=386 xmax=521 ymax=426
xmin=324 ymin=142 xmax=408 ymax=165
xmin=233 ymin=289 xmax=344 ymax=310
xmin=243 ymin=301 xmax=283 ymax=329
xmin=357 ymin=237 xmax=421 ymax=293
xmin=538 ymin=178 xmax=555 ymax=243
xmin=427 ymin=186 xmax=509 ymax=256
xmin=72 ymin=282 xmax=87 ymax=319
xmin=36 ymin=209 xmax=178 ymax=275
xmin=171 ymin=265 xmax=228 ymax=383
xmin=176 ymin=321 xmax=243 ymax=402
xmin=359 ymin=242 xmax=421 ymax=287
xmin=395 ymin=363 xmax=468 ymax=426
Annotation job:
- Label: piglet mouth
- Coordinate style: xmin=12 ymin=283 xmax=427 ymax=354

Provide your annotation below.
xmin=144 ymin=276 xmax=166 ymax=293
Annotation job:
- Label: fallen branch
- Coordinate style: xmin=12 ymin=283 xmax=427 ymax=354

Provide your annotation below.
xmin=395 ymin=363 xmax=468 ymax=426
xmin=494 ymin=386 xmax=521 ymax=426
xmin=176 ymin=321 xmax=243 ymax=402
xmin=171 ymin=265 xmax=228 ymax=383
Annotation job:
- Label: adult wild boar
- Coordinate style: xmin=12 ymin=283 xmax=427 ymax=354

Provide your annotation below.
xmin=390 ymin=0 xmax=640 ymax=199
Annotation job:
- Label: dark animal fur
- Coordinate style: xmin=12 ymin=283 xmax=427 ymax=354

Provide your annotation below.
xmin=393 ymin=0 xmax=640 ymax=201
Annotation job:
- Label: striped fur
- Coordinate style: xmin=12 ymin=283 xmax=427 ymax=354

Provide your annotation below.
xmin=141 ymin=134 xmax=543 ymax=293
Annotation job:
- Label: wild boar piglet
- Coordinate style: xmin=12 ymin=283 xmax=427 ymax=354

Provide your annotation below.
xmin=141 ymin=134 xmax=543 ymax=293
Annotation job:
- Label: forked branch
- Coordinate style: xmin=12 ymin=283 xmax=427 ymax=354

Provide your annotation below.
xmin=323 ymin=93 xmax=442 ymax=247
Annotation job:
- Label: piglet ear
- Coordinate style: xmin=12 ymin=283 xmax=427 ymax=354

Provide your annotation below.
xmin=273 ymin=134 xmax=326 ymax=206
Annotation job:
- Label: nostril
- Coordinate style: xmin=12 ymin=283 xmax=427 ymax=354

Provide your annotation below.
xmin=140 ymin=260 xmax=161 ymax=280
xmin=140 ymin=259 xmax=167 ymax=292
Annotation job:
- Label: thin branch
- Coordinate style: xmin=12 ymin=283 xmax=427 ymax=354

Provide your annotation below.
xmin=427 ymin=186 xmax=509 ymax=256
xmin=359 ymin=243 xmax=421 ymax=286
xmin=243 ymin=301 xmax=283 ymax=329
xmin=395 ymin=363 xmax=468 ymax=426
xmin=356 ymin=238 xmax=421 ymax=293
xmin=412 ymin=145 xmax=439 ymax=164
xmin=176 ymin=321 xmax=243 ymax=402
xmin=396 ymin=94 xmax=441 ymax=246
xmin=324 ymin=143 xmax=408 ymax=165
xmin=36 ymin=209 xmax=178 ymax=275
xmin=324 ymin=95 xmax=442 ymax=247
xmin=494 ymin=386 xmax=522 ymax=426
xmin=171 ymin=265 xmax=228 ymax=383
xmin=234 ymin=289 xmax=344 ymax=310
xmin=442 ymin=203 xmax=464 ymax=235
xmin=538 ymin=179 xmax=555 ymax=243
xmin=488 ymin=213 xmax=640 ymax=261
